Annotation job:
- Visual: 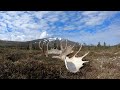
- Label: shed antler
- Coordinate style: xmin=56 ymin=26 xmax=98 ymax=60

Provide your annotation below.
xmin=52 ymin=39 xmax=75 ymax=60
xmin=64 ymin=44 xmax=89 ymax=73
xmin=39 ymin=41 xmax=42 ymax=50
xmin=39 ymin=39 xmax=89 ymax=73
xmin=51 ymin=41 xmax=89 ymax=73
xmin=39 ymin=39 xmax=64 ymax=57
xmin=44 ymin=39 xmax=74 ymax=58
xmin=39 ymin=40 xmax=51 ymax=57
xmin=46 ymin=41 xmax=62 ymax=55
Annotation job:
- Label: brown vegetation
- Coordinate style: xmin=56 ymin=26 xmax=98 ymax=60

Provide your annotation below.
xmin=0 ymin=45 xmax=120 ymax=79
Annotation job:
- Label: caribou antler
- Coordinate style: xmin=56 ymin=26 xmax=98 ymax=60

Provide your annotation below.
xmin=46 ymin=41 xmax=62 ymax=55
xmin=38 ymin=40 xmax=64 ymax=57
xmin=45 ymin=39 xmax=74 ymax=58
xmin=39 ymin=40 xmax=49 ymax=57
xmin=52 ymin=40 xmax=75 ymax=60
xmin=39 ymin=41 xmax=42 ymax=50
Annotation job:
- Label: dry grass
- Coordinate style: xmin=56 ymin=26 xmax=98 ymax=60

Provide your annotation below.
xmin=0 ymin=46 xmax=120 ymax=79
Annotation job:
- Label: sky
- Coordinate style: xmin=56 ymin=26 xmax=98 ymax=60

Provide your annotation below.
xmin=0 ymin=11 xmax=120 ymax=45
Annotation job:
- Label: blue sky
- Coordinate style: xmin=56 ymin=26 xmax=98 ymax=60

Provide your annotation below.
xmin=0 ymin=11 xmax=120 ymax=45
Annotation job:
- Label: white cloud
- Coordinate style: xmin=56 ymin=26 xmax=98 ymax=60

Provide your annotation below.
xmin=75 ymin=24 xmax=120 ymax=45
xmin=0 ymin=11 xmax=52 ymax=41
xmin=33 ymin=11 xmax=50 ymax=19
xmin=39 ymin=31 xmax=48 ymax=38
xmin=63 ymin=25 xmax=76 ymax=30
xmin=0 ymin=30 xmax=50 ymax=41
xmin=81 ymin=11 xmax=118 ymax=26
xmin=0 ymin=11 xmax=119 ymax=46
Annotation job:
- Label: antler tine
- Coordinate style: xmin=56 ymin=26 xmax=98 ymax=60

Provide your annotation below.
xmin=60 ymin=40 xmax=63 ymax=50
xmin=45 ymin=41 xmax=50 ymax=57
xmin=81 ymin=51 xmax=89 ymax=59
xmin=73 ymin=44 xmax=82 ymax=57
xmin=46 ymin=41 xmax=50 ymax=51
xmin=68 ymin=43 xmax=75 ymax=48
xmin=72 ymin=44 xmax=75 ymax=48
xmin=39 ymin=41 xmax=42 ymax=50
xmin=65 ymin=39 xmax=67 ymax=49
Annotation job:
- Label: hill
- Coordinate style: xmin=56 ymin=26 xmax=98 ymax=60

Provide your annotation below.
xmin=0 ymin=37 xmax=80 ymax=49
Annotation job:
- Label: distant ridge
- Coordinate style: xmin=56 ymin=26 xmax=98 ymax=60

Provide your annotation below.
xmin=0 ymin=37 xmax=79 ymax=48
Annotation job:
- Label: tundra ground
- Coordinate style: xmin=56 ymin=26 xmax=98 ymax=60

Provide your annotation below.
xmin=0 ymin=46 xmax=120 ymax=79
